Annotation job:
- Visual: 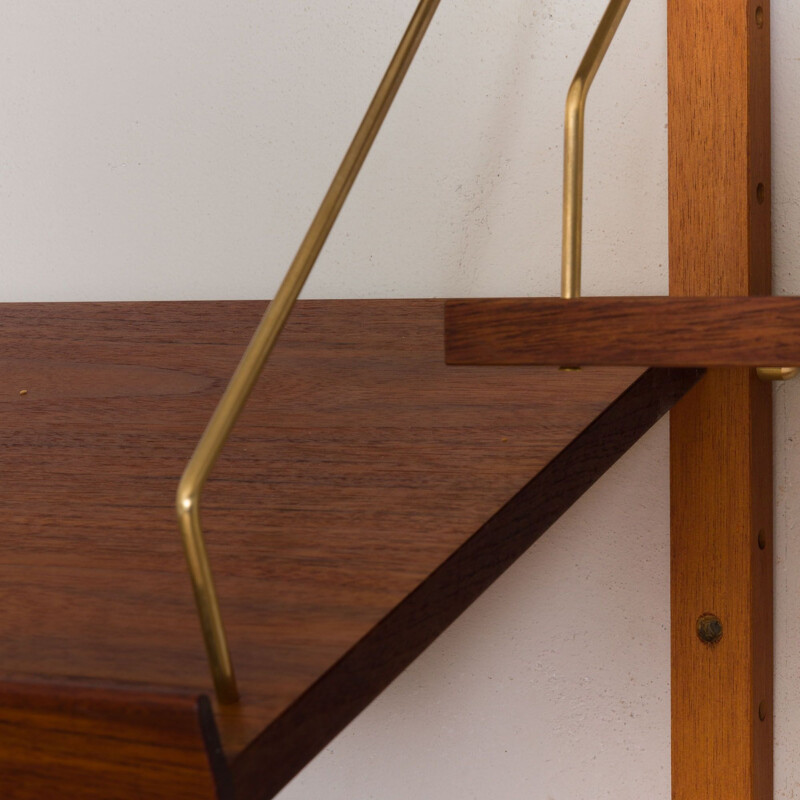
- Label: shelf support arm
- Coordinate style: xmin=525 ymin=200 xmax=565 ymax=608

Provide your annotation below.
xmin=561 ymin=0 xmax=632 ymax=299
xmin=176 ymin=0 xmax=443 ymax=705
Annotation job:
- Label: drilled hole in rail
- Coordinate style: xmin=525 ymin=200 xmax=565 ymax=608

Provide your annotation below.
xmin=757 ymin=183 xmax=766 ymax=204
xmin=759 ymin=700 xmax=767 ymax=721
xmin=758 ymin=529 xmax=766 ymax=550
xmin=756 ymin=6 xmax=764 ymax=28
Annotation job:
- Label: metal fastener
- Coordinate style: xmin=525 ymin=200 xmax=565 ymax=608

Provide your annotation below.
xmin=697 ymin=614 xmax=723 ymax=644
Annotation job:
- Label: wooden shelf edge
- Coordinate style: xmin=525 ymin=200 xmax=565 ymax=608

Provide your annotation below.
xmin=444 ymin=297 xmax=800 ymax=366
xmin=229 ymin=366 xmax=705 ymax=800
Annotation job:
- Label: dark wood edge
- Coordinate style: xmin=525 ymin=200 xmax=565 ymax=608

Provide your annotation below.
xmin=444 ymin=297 xmax=800 ymax=366
xmin=198 ymin=695 xmax=236 ymax=800
xmin=230 ymin=367 xmax=705 ymax=799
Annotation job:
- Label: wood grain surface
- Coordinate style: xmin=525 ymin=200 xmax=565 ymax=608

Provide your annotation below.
xmin=0 ymin=299 xmax=699 ymax=797
xmin=445 ymin=296 xmax=800 ymax=366
xmin=0 ymin=681 xmax=230 ymax=800
xmin=231 ymin=366 xmax=703 ymax=800
xmin=668 ymin=1 xmax=773 ymax=798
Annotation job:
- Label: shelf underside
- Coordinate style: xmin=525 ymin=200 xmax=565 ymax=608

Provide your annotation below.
xmin=0 ymin=299 xmax=702 ymax=799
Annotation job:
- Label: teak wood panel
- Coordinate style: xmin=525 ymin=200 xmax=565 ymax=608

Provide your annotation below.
xmin=444 ymin=296 xmax=800 ymax=366
xmin=668 ymin=1 xmax=773 ymax=799
xmin=0 ymin=682 xmax=229 ymax=800
xmin=0 ymin=299 xmax=702 ymax=798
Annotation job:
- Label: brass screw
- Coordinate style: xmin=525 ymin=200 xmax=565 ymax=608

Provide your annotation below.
xmin=19 ymin=389 xmax=28 ymax=396
xmin=697 ymin=614 xmax=723 ymax=644
xmin=756 ymin=6 xmax=764 ymax=28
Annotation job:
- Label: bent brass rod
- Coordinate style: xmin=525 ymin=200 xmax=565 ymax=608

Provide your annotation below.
xmin=176 ymin=0 xmax=443 ymax=705
xmin=562 ymin=0 xmax=632 ymax=299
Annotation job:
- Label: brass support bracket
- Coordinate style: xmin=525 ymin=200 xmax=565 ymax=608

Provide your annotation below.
xmin=176 ymin=0 xmax=442 ymax=704
xmin=561 ymin=0 xmax=632 ymax=300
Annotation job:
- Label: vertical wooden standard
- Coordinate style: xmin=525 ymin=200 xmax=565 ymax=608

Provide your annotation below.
xmin=668 ymin=1 xmax=773 ymax=798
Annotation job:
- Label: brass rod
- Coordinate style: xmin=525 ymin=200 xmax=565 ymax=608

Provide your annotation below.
xmin=756 ymin=366 xmax=799 ymax=382
xmin=561 ymin=0 xmax=632 ymax=299
xmin=176 ymin=0 xmax=442 ymax=705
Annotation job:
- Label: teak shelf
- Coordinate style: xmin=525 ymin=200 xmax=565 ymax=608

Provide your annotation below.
xmin=1 ymin=0 xmax=784 ymax=798
xmin=0 ymin=300 xmax=702 ymax=799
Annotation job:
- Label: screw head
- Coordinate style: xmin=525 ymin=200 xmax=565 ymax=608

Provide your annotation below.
xmin=697 ymin=614 xmax=723 ymax=644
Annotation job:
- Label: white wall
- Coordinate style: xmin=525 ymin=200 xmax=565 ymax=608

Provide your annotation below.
xmin=2 ymin=1 xmax=799 ymax=797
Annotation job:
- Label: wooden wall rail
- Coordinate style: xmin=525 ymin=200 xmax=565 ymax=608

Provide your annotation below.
xmin=668 ymin=0 xmax=773 ymax=798
xmin=445 ymin=296 xmax=800 ymax=366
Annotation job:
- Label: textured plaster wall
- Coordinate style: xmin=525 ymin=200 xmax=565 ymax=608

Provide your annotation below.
xmin=2 ymin=1 xmax=799 ymax=797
